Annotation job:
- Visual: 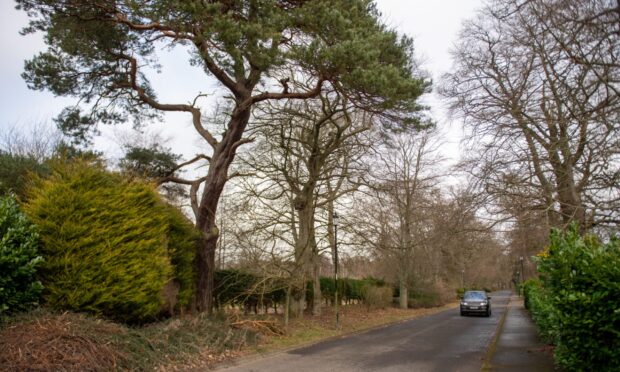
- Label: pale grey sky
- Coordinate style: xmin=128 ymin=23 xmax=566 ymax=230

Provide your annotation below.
xmin=0 ymin=0 xmax=482 ymax=165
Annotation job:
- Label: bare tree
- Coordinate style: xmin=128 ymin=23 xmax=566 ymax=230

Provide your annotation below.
xmin=233 ymin=87 xmax=373 ymax=317
xmin=442 ymin=0 xmax=620 ymax=232
xmin=350 ymin=131 xmax=444 ymax=308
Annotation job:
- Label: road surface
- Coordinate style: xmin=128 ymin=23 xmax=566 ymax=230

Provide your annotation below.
xmin=218 ymin=290 xmax=512 ymax=372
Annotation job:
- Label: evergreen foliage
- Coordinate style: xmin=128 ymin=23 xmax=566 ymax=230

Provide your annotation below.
xmin=119 ymin=145 xmax=181 ymax=180
xmin=526 ymin=226 xmax=620 ymax=371
xmin=0 ymin=152 xmax=50 ymax=200
xmin=214 ymin=269 xmax=285 ymax=312
xmin=24 ymin=161 xmax=197 ymax=322
xmin=0 ymin=195 xmax=43 ymax=315
xmin=164 ymin=203 xmax=199 ymax=310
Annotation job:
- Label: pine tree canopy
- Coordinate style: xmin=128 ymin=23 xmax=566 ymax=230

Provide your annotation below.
xmin=18 ymin=0 xmax=429 ymax=134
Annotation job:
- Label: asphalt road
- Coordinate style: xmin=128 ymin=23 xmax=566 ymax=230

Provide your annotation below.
xmin=218 ymin=290 xmax=512 ymax=372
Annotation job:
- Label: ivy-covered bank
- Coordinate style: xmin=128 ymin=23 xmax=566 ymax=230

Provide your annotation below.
xmin=524 ymin=226 xmax=620 ymax=371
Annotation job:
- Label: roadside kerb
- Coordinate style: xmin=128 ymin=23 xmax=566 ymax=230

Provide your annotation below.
xmin=481 ymin=296 xmax=511 ymax=371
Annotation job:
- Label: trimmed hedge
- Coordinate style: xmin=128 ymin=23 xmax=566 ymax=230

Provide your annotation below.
xmin=308 ymin=277 xmax=387 ymax=306
xmin=522 ymin=278 xmax=556 ymax=344
xmin=0 ymin=195 xmax=43 ymax=315
xmin=527 ymin=226 xmax=620 ymax=371
xmin=215 ymin=271 xmax=391 ymax=312
xmin=24 ymin=161 xmax=197 ymax=323
xmin=214 ymin=269 xmax=285 ymax=312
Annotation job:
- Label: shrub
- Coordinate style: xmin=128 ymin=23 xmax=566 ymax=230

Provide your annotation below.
xmin=164 ymin=204 xmax=199 ymax=311
xmin=408 ymin=291 xmax=442 ymax=308
xmin=214 ymin=269 xmax=285 ymax=313
xmin=362 ymin=285 xmax=393 ymax=310
xmin=0 ymin=152 xmax=50 ymax=200
xmin=535 ymin=226 xmax=620 ymax=371
xmin=24 ymin=161 xmax=197 ymax=323
xmin=0 ymin=195 xmax=43 ymax=315
xmin=523 ymin=278 xmax=557 ymax=344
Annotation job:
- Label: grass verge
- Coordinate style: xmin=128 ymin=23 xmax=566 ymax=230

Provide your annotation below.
xmin=253 ymin=302 xmax=458 ymax=353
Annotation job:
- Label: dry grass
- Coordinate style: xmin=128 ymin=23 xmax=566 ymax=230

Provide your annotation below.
xmin=0 ymin=309 xmax=254 ymax=372
xmin=0 ymin=303 xmax=457 ymax=371
xmin=0 ymin=310 xmax=125 ymax=371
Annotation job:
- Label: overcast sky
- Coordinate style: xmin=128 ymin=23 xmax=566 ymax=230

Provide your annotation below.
xmin=0 ymin=0 xmax=483 ymax=167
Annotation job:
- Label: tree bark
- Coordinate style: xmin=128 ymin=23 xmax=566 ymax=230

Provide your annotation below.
xmin=293 ymin=183 xmax=320 ymax=316
xmin=312 ymin=255 xmax=322 ymax=316
xmin=399 ymin=280 xmax=408 ymax=309
xmin=194 ymin=104 xmax=251 ymax=314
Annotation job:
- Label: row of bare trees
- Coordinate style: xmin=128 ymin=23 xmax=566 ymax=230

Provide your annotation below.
xmin=441 ymin=0 xmax=619 ymax=274
xmin=442 ymin=0 xmax=619 ymax=232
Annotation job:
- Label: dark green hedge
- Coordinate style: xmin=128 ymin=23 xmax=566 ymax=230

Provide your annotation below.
xmin=215 ymin=271 xmax=389 ymax=313
xmin=307 ymin=277 xmax=386 ymax=306
xmin=0 ymin=195 xmax=44 ymax=315
xmin=24 ymin=161 xmax=198 ymax=323
xmin=214 ymin=269 xmax=285 ymax=312
xmin=523 ymin=278 xmax=556 ymax=344
xmin=527 ymin=226 xmax=620 ymax=371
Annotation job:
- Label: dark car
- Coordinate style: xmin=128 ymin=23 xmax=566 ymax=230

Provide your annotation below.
xmin=460 ymin=290 xmax=491 ymax=317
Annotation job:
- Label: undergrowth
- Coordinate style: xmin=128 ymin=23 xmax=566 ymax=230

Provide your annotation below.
xmin=0 ymin=309 xmax=256 ymax=371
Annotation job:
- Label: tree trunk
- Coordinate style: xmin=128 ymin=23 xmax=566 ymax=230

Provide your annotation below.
xmin=293 ymin=187 xmax=319 ymax=316
xmin=399 ymin=279 xmax=408 ymax=309
xmin=312 ymin=256 xmax=322 ymax=316
xmin=555 ymin=165 xmax=586 ymax=230
xmin=291 ymin=280 xmax=306 ymax=318
xmin=194 ymin=104 xmax=251 ymax=314
xmin=284 ymin=284 xmax=292 ymax=327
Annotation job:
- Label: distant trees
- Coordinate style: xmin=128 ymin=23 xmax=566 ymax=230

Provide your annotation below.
xmin=0 ymin=124 xmax=60 ymax=199
xmin=119 ymin=144 xmax=187 ymax=202
xmin=442 ymin=0 xmax=620 ymax=232
xmin=349 ymin=132 xmax=444 ymax=308
xmin=19 ymin=0 xmax=429 ymax=313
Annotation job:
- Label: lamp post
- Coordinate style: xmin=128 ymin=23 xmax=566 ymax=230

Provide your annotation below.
xmin=519 ymin=256 xmax=525 ymax=295
xmin=333 ymin=212 xmax=340 ymax=329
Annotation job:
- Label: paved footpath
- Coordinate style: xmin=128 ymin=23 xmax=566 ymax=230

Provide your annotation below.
xmin=486 ymin=295 xmax=558 ymax=371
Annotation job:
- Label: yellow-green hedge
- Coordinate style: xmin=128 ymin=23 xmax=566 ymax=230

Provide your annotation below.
xmin=24 ymin=161 xmax=197 ymax=322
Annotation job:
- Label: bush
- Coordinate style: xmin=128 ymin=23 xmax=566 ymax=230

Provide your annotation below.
xmin=523 ymin=278 xmax=556 ymax=344
xmin=24 ymin=161 xmax=198 ymax=323
xmin=164 ymin=204 xmax=199 ymax=311
xmin=362 ymin=285 xmax=393 ymax=310
xmin=0 ymin=195 xmax=43 ymax=315
xmin=408 ymin=291 xmax=442 ymax=308
xmin=0 ymin=152 xmax=50 ymax=200
xmin=214 ymin=269 xmax=285 ymax=313
xmin=534 ymin=226 xmax=620 ymax=370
